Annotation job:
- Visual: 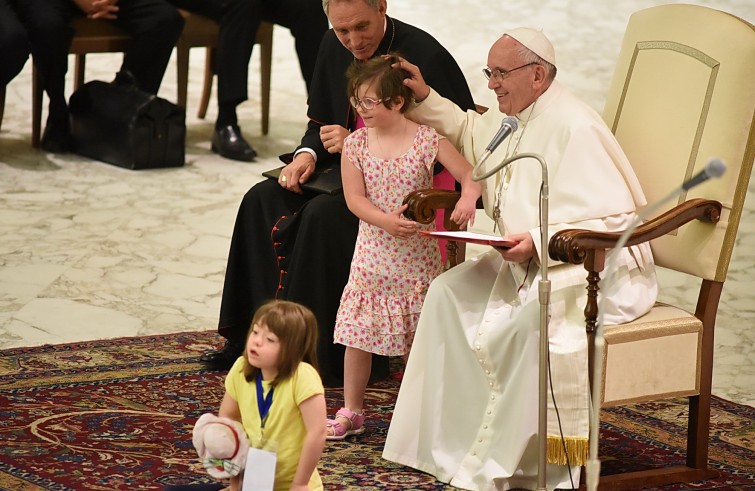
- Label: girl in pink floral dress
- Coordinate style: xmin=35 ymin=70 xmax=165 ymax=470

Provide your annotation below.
xmin=326 ymin=55 xmax=481 ymax=440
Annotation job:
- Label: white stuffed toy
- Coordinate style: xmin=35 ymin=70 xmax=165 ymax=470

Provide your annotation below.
xmin=192 ymin=413 xmax=250 ymax=479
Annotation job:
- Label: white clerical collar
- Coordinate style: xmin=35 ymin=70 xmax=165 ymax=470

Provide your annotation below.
xmin=515 ymin=80 xmax=561 ymax=123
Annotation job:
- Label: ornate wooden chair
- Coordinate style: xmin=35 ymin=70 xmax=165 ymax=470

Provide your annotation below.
xmin=404 ymin=4 xmax=755 ymax=489
xmin=28 ymin=12 xmax=273 ymax=147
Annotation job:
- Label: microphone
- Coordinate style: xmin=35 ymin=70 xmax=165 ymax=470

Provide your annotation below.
xmin=681 ymin=158 xmax=727 ymax=190
xmin=473 ymin=116 xmax=518 ymax=181
xmin=485 ymin=116 xmax=519 ymax=154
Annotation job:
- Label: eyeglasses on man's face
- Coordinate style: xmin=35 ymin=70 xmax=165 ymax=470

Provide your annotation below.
xmin=349 ymin=96 xmax=385 ymax=111
xmin=482 ymin=62 xmax=537 ymax=82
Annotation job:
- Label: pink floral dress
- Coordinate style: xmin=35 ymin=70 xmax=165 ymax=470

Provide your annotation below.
xmin=334 ymin=125 xmax=444 ymax=356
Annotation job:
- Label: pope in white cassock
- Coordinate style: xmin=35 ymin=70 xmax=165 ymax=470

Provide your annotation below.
xmin=382 ymin=28 xmax=659 ymax=490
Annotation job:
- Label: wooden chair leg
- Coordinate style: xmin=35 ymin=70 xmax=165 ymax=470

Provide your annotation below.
xmin=0 ymin=85 xmax=5 ymax=132
xmin=258 ymin=23 xmax=272 ymax=135
xmin=688 ymin=281 xmax=718 ymax=468
xmin=32 ymin=64 xmax=43 ymax=148
xmin=176 ymin=43 xmax=189 ymax=109
xmin=197 ymin=47 xmax=214 ymax=119
xmin=74 ymin=54 xmax=86 ymax=91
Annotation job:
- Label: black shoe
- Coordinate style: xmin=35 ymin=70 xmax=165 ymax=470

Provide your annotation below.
xmin=211 ymin=125 xmax=257 ymax=162
xmin=40 ymin=117 xmax=71 ymax=154
xmin=199 ymin=339 xmax=243 ymax=370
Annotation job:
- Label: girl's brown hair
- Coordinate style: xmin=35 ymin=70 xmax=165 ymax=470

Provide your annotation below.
xmin=346 ymin=53 xmax=414 ymax=113
xmin=242 ymin=300 xmax=319 ymax=385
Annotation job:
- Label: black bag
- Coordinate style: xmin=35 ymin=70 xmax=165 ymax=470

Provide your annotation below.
xmin=69 ymin=80 xmax=185 ymax=170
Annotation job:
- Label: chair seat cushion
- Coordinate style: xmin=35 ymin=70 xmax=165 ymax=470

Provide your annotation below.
xmin=602 ymin=302 xmax=702 ymax=406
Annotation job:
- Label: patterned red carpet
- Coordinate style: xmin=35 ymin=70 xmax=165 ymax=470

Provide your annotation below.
xmin=0 ymin=331 xmax=753 ymax=490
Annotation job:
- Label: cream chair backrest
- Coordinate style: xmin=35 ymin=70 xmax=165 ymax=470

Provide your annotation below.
xmin=602 ymin=4 xmax=755 ymax=282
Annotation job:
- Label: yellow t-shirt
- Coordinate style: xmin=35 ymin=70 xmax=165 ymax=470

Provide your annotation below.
xmin=225 ymin=358 xmax=324 ymax=491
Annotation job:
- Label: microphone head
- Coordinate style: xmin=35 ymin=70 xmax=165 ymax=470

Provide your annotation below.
xmin=502 ymin=116 xmax=518 ymax=132
xmin=484 ymin=116 xmax=520 ymax=153
xmin=706 ymin=158 xmax=726 ymax=178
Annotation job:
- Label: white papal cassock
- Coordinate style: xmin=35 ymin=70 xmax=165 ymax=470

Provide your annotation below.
xmin=382 ymin=82 xmax=658 ymax=490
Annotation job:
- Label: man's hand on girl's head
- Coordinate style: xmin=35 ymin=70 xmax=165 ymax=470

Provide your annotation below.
xmin=390 ymin=56 xmax=431 ymax=103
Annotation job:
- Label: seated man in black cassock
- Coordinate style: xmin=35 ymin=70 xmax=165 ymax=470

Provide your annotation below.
xmin=201 ymin=0 xmax=475 ymax=387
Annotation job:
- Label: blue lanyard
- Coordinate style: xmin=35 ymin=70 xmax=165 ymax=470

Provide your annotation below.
xmin=255 ymin=372 xmax=274 ymax=429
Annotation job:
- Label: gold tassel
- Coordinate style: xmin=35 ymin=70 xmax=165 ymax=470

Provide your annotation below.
xmin=546 ymin=435 xmax=589 ymax=466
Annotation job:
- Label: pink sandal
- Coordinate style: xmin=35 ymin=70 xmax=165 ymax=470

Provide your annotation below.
xmin=326 ymin=407 xmax=365 ymax=440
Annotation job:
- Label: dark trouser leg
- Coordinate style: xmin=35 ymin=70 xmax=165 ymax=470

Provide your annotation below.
xmin=14 ymin=0 xmax=75 ymax=149
xmin=0 ymin=1 xmax=30 ymax=86
xmin=215 ymin=0 xmax=261 ymax=108
xmin=169 ymin=0 xmax=258 ymax=156
xmin=114 ymin=0 xmax=184 ymax=95
xmin=262 ymin=0 xmax=328 ymax=92
xmin=14 ymin=0 xmax=73 ymax=117
xmin=167 ymin=0 xmax=258 ymax=121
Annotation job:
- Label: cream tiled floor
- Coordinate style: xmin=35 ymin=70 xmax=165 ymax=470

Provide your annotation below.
xmin=1 ymin=0 xmax=753 ymax=407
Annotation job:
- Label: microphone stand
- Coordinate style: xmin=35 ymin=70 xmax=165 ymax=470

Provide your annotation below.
xmin=586 ymin=182 xmax=715 ymax=491
xmin=473 ymin=153 xmax=550 ymax=491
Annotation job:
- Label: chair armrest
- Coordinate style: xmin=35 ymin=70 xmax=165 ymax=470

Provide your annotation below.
xmin=548 ymin=198 xmax=722 ymax=266
xmin=403 ymin=189 xmax=463 ymax=231
xmin=547 ymin=198 xmax=722 ymax=338
xmin=403 ymin=188 xmax=466 ymax=269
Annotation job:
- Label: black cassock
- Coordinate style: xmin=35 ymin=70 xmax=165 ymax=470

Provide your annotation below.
xmin=218 ymin=16 xmax=475 ymax=386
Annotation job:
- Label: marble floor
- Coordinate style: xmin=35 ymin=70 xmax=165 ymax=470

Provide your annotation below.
xmin=1 ymin=0 xmax=753 ymax=407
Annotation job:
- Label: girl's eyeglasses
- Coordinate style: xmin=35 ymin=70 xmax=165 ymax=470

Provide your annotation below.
xmin=349 ymin=96 xmax=385 ymax=110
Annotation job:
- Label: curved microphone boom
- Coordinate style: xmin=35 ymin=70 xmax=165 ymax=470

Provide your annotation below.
xmin=470 ymin=151 xmax=552 ymax=491
xmin=473 ymin=116 xmax=518 ymax=181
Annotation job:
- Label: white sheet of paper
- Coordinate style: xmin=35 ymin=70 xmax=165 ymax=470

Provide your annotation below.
xmin=242 ymin=447 xmax=277 ymax=491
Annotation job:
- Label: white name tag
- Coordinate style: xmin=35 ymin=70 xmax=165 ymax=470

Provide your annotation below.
xmin=241 ymin=447 xmax=277 ymax=491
